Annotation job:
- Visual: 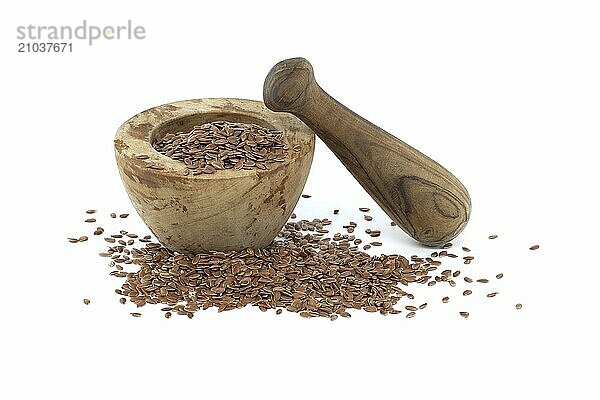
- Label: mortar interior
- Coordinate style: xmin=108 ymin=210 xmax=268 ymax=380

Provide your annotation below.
xmin=150 ymin=112 xmax=278 ymax=146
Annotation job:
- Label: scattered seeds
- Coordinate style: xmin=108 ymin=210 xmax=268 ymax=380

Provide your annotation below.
xmin=71 ymin=198 xmax=524 ymax=321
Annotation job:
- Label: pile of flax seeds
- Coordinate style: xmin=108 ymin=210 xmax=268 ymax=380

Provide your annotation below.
xmin=72 ymin=203 xmax=533 ymax=320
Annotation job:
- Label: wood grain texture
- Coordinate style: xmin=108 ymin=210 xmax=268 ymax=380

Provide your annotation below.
xmin=115 ymin=98 xmax=315 ymax=253
xmin=264 ymin=58 xmax=471 ymax=246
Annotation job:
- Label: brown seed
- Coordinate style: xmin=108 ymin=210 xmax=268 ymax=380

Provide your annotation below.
xmin=83 ymin=299 xmax=90 ymax=305
xmin=459 ymin=311 xmax=470 ymax=318
xmin=462 ymin=246 xmax=471 ymax=252
xmin=370 ymin=242 xmax=382 ymax=246
xmin=364 ymin=306 xmax=378 ymax=312
xmin=405 ymin=306 xmax=418 ymax=311
xmin=406 ymin=311 xmax=416 ymax=319
xmin=529 ymin=245 xmax=539 ymax=250
xmin=85 ymin=218 xmax=96 ymax=223
xmin=276 ymin=309 xmax=283 ymax=315
xmin=442 ymin=296 xmax=449 ymax=303
xmin=496 ymin=273 xmax=504 ymax=279
xmin=301 ymin=194 xmax=311 ymax=198
xmin=110 ymin=213 xmax=116 ymax=218
xmin=419 ymin=303 xmax=427 ymax=309
xmin=165 ymin=312 xmax=172 ymax=318
xmin=477 ymin=279 xmax=489 ymax=283
xmin=487 ymin=292 xmax=498 ymax=298
xmin=119 ymin=214 xmax=129 ymax=218
xmin=86 ymin=210 xmax=97 ymax=214
xmin=464 ymin=277 xmax=473 ymax=283
xmin=515 ymin=303 xmax=523 ymax=310
xmin=119 ymin=298 xmax=127 ymax=304
xmin=463 ymin=290 xmax=472 ymax=296
xmin=333 ymin=209 xmax=339 ymax=215
xmin=68 ymin=238 xmax=79 ymax=243
xmin=78 ymin=236 xmax=88 ymax=242
xmin=130 ymin=312 xmax=142 ymax=317
xmin=442 ymin=242 xmax=453 ymax=249
xmin=364 ymin=215 xmax=373 ymax=221
xmin=359 ymin=207 xmax=370 ymax=212
xmin=488 ymin=235 xmax=498 ymax=239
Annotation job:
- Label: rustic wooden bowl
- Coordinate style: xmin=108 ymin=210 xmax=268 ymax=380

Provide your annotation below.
xmin=114 ymin=98 xmax=315 ymax=253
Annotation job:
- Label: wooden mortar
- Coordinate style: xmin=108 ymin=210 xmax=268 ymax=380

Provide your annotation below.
xmin=114 ymin=98 xmax=315 ymax=253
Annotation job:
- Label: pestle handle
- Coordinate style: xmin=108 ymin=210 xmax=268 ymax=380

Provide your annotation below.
xmin=263 ymin=57 xmax=471 ymax=246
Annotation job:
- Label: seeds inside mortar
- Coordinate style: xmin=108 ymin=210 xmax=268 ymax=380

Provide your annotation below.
xmin=152 ymin=121 xmax=289 ymax=175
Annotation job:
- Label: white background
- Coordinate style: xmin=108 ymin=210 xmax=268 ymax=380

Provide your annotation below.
xmin=1 ymin=1 xmax=599 ymax=399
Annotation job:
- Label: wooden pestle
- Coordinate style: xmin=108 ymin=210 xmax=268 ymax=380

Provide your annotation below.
xmin=263 ymin=57 xmax=471 ymax=246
